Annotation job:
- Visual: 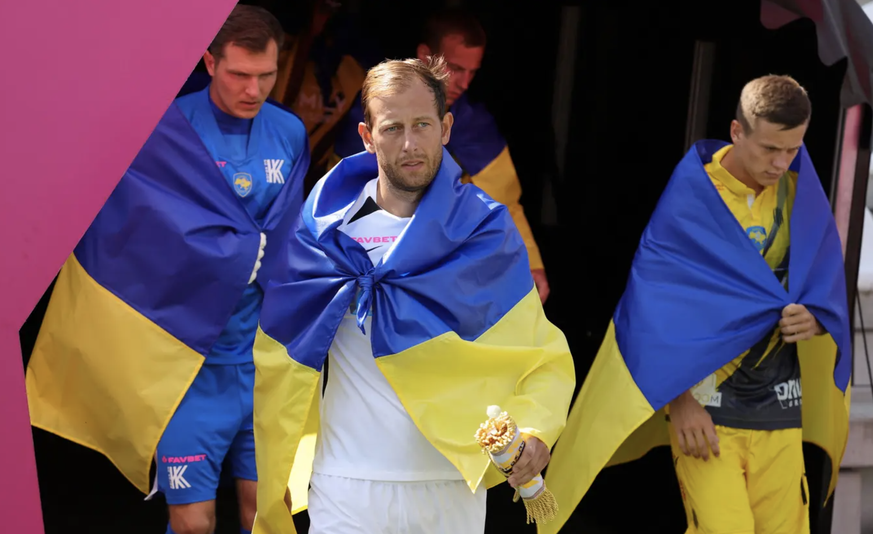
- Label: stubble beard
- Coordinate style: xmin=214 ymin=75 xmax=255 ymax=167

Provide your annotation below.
xmin=377 ymin=147 xmax=443 ymax=196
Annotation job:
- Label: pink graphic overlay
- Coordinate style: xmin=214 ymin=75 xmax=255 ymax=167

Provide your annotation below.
xmin=0 ymin=0 xmax=237 ymax=530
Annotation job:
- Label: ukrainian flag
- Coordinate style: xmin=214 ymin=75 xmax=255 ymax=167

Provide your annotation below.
xmin=541 ymin=140 xmax=851 ymax=534
xmin=251 ymin=148 xmax=576 ymax=534
xmin=25 ymin=99 xmax=309 ymax=495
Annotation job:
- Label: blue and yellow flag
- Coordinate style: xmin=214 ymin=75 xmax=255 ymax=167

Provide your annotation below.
xmin=25 ymin=99 xmax=309 ymax=494
xmin=251 ymin=148 xmax=575 ymax=534
xmin=541 ymin=140 xmax=851 ymax=534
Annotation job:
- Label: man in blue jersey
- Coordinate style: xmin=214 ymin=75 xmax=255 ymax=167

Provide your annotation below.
xmin=155 ymin=6 xmax=307 ymax=534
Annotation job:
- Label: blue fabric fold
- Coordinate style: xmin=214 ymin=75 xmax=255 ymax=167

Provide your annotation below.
xmin=260 ymin=147 xmax=535 ymax=369
xmin=613 ymin=140 xmax=850 ymax=411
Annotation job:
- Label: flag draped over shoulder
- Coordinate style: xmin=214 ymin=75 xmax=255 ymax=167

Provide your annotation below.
xmin=25 ymin=100 xmax=309 ymax=494
xmin=541 ymin=140 xmax=851 ymax=534
xmin=252 ymin=148 xmax=576 ymax=534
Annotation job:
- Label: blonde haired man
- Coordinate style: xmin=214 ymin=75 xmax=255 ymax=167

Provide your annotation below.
xmin=543 ymin=75 xmax=851 ymax=534
xmin=668 ymin=75 xmax=819 ymax=533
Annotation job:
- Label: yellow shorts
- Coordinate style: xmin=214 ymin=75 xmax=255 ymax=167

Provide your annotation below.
xmin=669 ymin=424 xmax=809 ymax=534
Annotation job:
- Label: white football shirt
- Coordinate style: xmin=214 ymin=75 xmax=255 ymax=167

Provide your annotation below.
xmin=311 ymin=178 xmax=464 ymax=481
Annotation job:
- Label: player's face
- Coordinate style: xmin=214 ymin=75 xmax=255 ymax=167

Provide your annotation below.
xmin=419 ymin=34 xmax=483 ymax=107
xmin=731 ymin=118 xmax=807 ymax=188
xmin=361 ymin=78 xmax=453 ymax=193
xmin=205 ymin=40 xmax=279 ymax=119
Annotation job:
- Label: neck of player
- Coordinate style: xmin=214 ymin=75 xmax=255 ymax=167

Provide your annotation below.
xmin=721 ymin=148 xmax=764 ymax=195
xmin=376 ymin=177 xmax=422 ymax=218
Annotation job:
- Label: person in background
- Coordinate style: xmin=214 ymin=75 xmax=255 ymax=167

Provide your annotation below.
xmin=331 ymin=7 xmax=550 ymax=303
xmin=268 ymin=0 xmax=381 ymax=192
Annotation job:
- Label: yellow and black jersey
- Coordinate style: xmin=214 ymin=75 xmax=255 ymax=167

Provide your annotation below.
xmin=690 ymin=144 xmax=801 ymax=430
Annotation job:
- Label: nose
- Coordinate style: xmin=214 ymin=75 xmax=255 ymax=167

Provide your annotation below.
xmin=402 ymin=130 xmax=419 ymax=152
xmin=773 ymin=153 xmax=791 ymax=171
xmin=244 ymin=77 xmax=259 ymax=98
xmin=456 ymin=71 xmax=472 ymax=91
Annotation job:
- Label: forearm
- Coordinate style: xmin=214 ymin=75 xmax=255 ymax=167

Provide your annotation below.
xmin=668 ymin=390 xmax=696 ymax=412
xmin=672 ymin=390 xmax=695 ymax=403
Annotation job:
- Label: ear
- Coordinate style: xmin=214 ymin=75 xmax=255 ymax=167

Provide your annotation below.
xmin=358 ymin=122 xmax=376 ymax=154
xmin=730 ymin=119 xmax=743 ymax=144
xmin=416 ymin=43 xmax=432 ymax=63
xmin=204 ymin=51 xmax=217 ymax=77
xmin=441 ymin=112 xmax=454 ymax=146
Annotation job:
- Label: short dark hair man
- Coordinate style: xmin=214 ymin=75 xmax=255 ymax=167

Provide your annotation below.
xmin=26 ymin=6 xmax=309 ymax=534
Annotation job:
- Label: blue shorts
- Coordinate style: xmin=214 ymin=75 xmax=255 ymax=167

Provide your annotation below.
xmin=156 ymin=361 xmax=256 ymax=505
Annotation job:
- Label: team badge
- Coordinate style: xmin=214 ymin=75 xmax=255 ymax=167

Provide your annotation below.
xmin=746 ymin=225 xmax=767 ymax=251
xmin=233 ymin=172 xmax=253 ymax=198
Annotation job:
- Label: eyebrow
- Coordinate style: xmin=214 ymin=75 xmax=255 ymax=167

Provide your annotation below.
xmin=227 ymin=69 xmax=277 ymax=77
xmin=379 ymin=116 xmax=434 ymax=127
xmin=762 ymin=143 xmax=802 ymax=151
xmin=448 ymin=62 xmax=475 ymax=72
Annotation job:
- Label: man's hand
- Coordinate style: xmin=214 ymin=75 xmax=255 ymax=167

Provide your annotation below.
xmin=507 ymin=435 xmax=550 ymax=488
xmin=780 ymin=303 xmax=823 ymax=343
xmin=669 ymin=391 xmax=720 ymax=461
xmin=532 ymin=269 xmax=550 ymax=304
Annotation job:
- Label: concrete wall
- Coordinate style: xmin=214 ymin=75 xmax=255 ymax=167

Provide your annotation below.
xmin=845 ymin=289 xmax=873 ymax=534
xmin=841 ymin=203 xmax=873 ymax=534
